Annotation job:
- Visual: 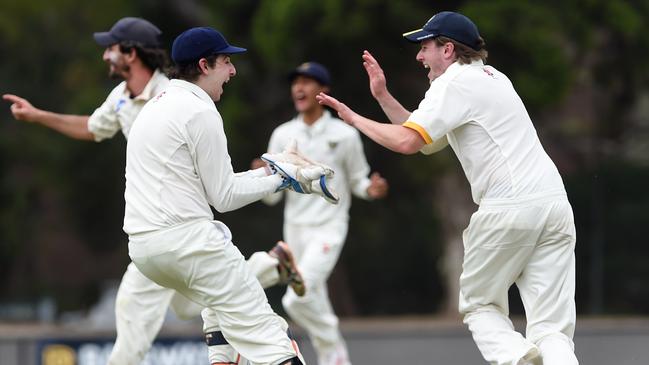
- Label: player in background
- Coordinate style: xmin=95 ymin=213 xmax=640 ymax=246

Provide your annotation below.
xmin=3 ymin=17 xmax=304 ymax=365
xmin=317 ymin=11 xmax=578 ymax=365
xmin=251 ymin=62 xmax=389 ymax=365
xmin=124 ymin=26 xmax=339 ymax=364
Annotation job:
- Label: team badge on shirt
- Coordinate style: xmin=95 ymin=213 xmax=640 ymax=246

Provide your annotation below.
xmin=115 ymin=98 xmax=126 ymax=112
xmin=328 ymin=141 xmax=338 ymax=150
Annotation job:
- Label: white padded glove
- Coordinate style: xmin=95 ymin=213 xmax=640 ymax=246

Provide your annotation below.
xmin=261 ymin=140 xmax=340 ymax=204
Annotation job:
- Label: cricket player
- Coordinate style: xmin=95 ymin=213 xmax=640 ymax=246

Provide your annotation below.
xmin=3 ymin=17 xmax=304 ymax=365
xmin=250 ymin=62 xmax=389 ymax=365
xmin=124 ymin=26 xmax=337 ymax=365
xmin=317 ymin=11 xmax=578 ymax=365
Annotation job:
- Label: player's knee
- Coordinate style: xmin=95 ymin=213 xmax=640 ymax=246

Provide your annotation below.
xmin=282 ymin=292 xmax=301 ymax=314
xmin=534 ymin=332 xmax=575 ymax=350
xmin=461 ymin=303 xmax=504 ymax=319
xmin=283 ymin=285 xmax=318 ymax=313
xmin=171 ymin=302 xmax=202 ymax=320
xmin=114 ymin=292 xmax=130 ymax=316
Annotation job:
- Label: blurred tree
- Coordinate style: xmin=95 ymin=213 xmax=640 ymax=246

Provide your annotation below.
xmin=1 ymin=0 xmax=648 ymax=319
xmin=0 ymin=0 xmax=136 ymax=311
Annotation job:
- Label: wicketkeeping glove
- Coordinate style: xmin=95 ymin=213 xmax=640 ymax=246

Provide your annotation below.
xmin=261 ymin=140 xmax=340 ymax=204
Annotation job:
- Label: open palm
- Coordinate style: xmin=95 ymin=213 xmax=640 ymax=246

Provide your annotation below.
xmin=362 ymin=50 xmax=387 ymax=99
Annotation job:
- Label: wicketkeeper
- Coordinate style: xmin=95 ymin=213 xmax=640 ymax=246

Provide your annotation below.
xmin=124 ymin=26 xmax=339 ymax=365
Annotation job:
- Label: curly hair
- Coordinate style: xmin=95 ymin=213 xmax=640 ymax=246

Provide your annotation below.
xmin=118 ymin=41 xmax=170 ymax=73
xmin=168 ymin=54 xmax=219 ymax=81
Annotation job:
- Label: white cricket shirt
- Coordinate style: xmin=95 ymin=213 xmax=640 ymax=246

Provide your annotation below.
xmin=88 ymin=69 xmax=169 ymax=141
xmin=123 ymin=79 xmax=283 ymax=235
xmin=265 ymin=111 xmax=372 ymax=225
xmin=403 ymin=60 xmax=565 ymax=205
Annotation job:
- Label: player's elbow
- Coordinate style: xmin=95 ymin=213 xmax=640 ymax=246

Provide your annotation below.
xmin=395 ymin=142 xmax=421 ymax=155
xmin=262 ymin=193 xmax=282 ymax=206
xmin=211 ymin=197 xmax=237 ymax=213
xmin=212 ymin=205 xmax=230 ymax=214
xmin=393 ymin=131 xmax=425 ymax=155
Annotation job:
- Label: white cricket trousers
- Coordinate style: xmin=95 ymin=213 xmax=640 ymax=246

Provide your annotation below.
xmin=281 ymin=219 xmax=351 ymax=364
xmin=107 ymin=262 xmax=205 ymax=365
xmin=128 ymin=219 xmax=299 ymax=365
xmin=107 ymin=248 xmax=279 ymax=364
xmin=459 ymin=192 xmax=578 ymax=365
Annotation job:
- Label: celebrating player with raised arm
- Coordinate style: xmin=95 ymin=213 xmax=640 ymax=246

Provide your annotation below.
xmin=317 ymin=11 xmax=578 ymax=365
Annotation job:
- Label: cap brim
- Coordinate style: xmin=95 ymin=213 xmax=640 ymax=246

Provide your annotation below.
xmin=288 ymin=70 xmax=301 ymax=82
xmin=93 ymin=32 xmax=118 ymax=47
xmin=288 ymin=70 xmax=329 ymax=86
xmin=402 ymin=29 xmax=437 ymax=43
xmin=219 ymin=45 xmax=247 ymax=54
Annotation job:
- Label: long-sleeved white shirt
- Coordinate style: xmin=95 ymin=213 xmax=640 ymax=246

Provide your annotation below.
xmin=264 ymin=111 xmax=373 ymax=226
xmin=88 ymin=69 xmax=169 ymax=141
xmin=123 ymin=79 xmax=282 ymax=235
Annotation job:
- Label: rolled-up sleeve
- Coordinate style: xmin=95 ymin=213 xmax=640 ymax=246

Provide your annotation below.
xmin=87 ymin=88 xmax=123 ymax=142
xmin=405 ymin=81 xmax=468 ymax=143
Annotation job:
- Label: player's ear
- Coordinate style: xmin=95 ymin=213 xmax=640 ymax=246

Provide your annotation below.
xmin=443 ymin=42 xmax=455 ymax=58
xmin=321 ymin=85 xmax=330 ymax=94
xmin=124 ymin=47 xmax=138 ymax=63
xmin=198 ymin=58 xmax=210 ymax=75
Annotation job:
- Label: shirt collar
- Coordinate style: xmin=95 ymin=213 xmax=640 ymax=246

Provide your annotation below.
xmin=439 ymin=59 xmax=485 ymax=82
xmin=297 ymin=110 xmax=331 ymax=136
xmin=129 ymin=69 xmax=167 ymax=101
xmin=169 ymin=78 xmax=215 ymax=106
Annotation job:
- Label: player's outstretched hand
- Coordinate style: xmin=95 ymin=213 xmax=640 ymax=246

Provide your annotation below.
xmin=2 ymin=94 xmax=40 ymax=122
xmin=316 ymin=92 xmax=360 ymax=127
xmin=362 ymin=50 xmax=388 ymax=100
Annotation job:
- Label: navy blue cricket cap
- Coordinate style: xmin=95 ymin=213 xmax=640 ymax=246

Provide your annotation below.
xmin=171 ymin=27 xmax=247 ymax=65
xmin=93 ymin=17 xmax=162 ymax=48
xmin=289 ymin=62 xmax=331 ymax=86
xmin=403 ymin=11 xmax=482 ymax=51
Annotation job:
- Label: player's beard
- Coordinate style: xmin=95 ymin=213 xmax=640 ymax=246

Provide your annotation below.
xmin=107 ymin=52 xmax=130 ymax=80
xmin=108 ymin=62 xmax=130 ymax=80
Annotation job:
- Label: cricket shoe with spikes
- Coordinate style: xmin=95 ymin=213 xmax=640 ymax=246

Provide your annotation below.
xmin=269 ymin=241 xmax=305 ymax=296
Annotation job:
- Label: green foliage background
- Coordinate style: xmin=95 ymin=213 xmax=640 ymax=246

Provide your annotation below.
xmin=1 ymin=0 xmax=649 ymax=317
